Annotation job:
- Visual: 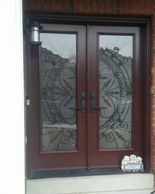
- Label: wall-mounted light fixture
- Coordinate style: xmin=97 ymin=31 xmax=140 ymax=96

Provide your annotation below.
xmin=30 ymin=21 xmax=42 ymax=45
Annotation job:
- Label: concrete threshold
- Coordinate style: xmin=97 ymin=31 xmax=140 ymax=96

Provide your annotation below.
xmin=27 ymin=173 xmax=154 ymax=194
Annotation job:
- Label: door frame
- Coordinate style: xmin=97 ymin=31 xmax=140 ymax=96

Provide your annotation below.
xmin=25 ymin=13 xmax=151 ymax=177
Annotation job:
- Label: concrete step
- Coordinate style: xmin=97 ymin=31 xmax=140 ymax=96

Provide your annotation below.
xmin=27 ymin=173 xmax=154 ymax=194
xmin=72 ymin=190 xmax=154 ymax=194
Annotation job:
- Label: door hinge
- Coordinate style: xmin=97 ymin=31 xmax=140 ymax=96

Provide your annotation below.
xmin=25 ymin=136 xmax=27 ymax=144
xmin=26 ymin=97 xmax=30 ymax=106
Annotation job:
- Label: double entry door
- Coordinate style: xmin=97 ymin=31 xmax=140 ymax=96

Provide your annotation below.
xmin=27 ymin=23 xmax=144 ymax=175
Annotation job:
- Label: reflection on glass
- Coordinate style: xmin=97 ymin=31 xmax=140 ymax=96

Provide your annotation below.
xmin=40 ymin=33 xmax=77 ymax=152
xmin=99 ymin=35 xmax=133 ymax=149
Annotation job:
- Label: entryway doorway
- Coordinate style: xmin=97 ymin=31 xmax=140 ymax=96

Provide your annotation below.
xmin=26 ymin=17 xmax=150 ymax=177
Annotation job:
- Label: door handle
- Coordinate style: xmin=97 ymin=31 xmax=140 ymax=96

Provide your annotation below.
xmin=90 ymin=92 xmax=102 ymax=112
xmin=80 ymin=92 xmax=86 ymax=112
xmin=71 ymin=92 xmax=86 ymax=112
xmin=90 ymin=92 xmax=96 ymax=112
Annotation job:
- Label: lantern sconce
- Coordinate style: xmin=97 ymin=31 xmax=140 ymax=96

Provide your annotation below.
xmin=29 ymin=21 xmax=42 ymax=45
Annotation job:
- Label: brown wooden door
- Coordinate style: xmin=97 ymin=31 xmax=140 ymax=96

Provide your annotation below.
xmin=87 ymin=26 xmax=143 ymax=168
xmin=27 ymin=24 xmax=87 ymax=176
xmin=27 ymin=24 xmax=144 ymax=176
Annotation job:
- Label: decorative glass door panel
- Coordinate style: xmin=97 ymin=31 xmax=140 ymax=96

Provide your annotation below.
xmin=99 ymin=35 xmax=133 ymax=149
xmin=40 ymin=33 xmax=77 ymax=152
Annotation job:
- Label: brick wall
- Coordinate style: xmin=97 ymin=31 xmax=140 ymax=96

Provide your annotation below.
xmin=25 ymin=0 xmax=154 ymax=15
xmin=25 ymin=0 xmax=155 ymax=173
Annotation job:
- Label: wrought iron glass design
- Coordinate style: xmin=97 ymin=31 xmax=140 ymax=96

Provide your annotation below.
xmin=40 ymin=33 xmax=77 ymax=152
xmin=99 ymin=35 xmax=133 ymax=149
